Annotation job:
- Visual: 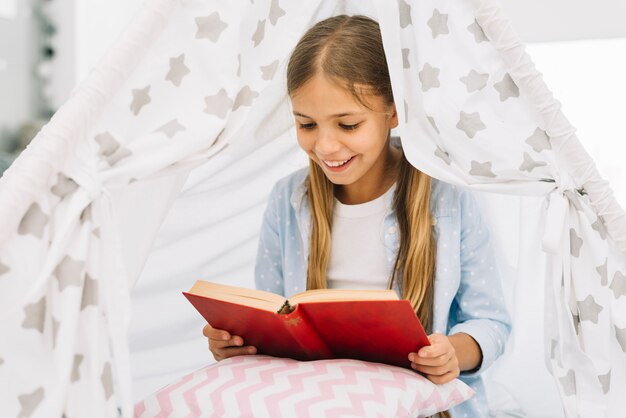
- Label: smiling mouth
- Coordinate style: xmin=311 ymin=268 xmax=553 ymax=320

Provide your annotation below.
xmin=322 ymin=156 xmax=354 ymax=168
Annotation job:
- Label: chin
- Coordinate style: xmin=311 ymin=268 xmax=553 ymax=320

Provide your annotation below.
xmin=323 ymin=173 xmax=354 ymax=186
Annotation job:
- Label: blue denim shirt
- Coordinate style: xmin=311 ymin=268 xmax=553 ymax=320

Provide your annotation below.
xmin=255 ymin=168 xmax=511 ymax=417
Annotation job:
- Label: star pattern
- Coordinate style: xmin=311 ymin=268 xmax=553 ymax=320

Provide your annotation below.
xmin=457 ymin=111 xmax=486 ymax=138
xmin=559 ymin=369 xmax=576 ymax=396
xmin=252 ymin=19 xmax=266 ymax=47
xmin=130 ymin=86 xmax=151 ymax=115
xmin=435 ymin=146 xmax=451 ymax=165
xmin=269 ymin=0 xmax=286 ymax=26
xmin=550 ymin=339 xmax=558 ymax=360
xmin=22 ymin=297 xmax=46 ymax=333
xmin=195 ymin=12 xmax=227 ymax=42
xmin=54 ymin=255 xmax=85 ymax=291
xmin=398 ymin=0 xmax=412 ymax=28
xmin=519 ymin=152 xmax=547 ymax=172
xmin=52 ymin=316 xmax=60 ymax=347
xmin=427 ymin=9 xmax=449 ymax=39
xmin=427 ymin=116 xmax=440 ymax=134
xmin=419 ymin=63 xmax=440 ymax=91
xmin=81 ymin=274 xmax=99 ymax=310
xmin=94 ymin=132 xmax=120 ymax=156
xmin=591 ymin=218 xmax=607 ymax=240
xmin=616 ymin=326 xmax=626 ymax=352
xmin=525 ymin=128 xmax=551 ymax=152
xmin=80 ymin=204 xmax=92 ymax=224
xmin=0 ymin=259 xmax=9 ymax=276
xmin=156 ymin=119 xmax=186 ymax=138
xmin=470 ymin=161 xmax=496 ymax=178
xmin=460 ymin=70 xmax=489 ymax=93
xmin=572 ymin=313 xmax=581 ymax=335
xmin=18 ymin=203 xmax=49 ymax=239
xmin=51 ymin=174 xmax=78 ymax=198
xmin=596 ymin=259 xmax=608 ymax=286
xmin=106 ymin=147 xmax=132 ymax=166
xmin=402 ymin=48 xmax=410 ymax=69
xmin=494 ymin=73 xmax=519 ymax=101
xmin=569 ymin=228 xmax=583 ymax=257
xmin=577 ymin=294 xmax=603 ymax=323
xmin=102 ymin=362 xmax=113 ymax=400
xmin=165 ymin=54 xmax=190 ymax=87
xmin=610 ymin=271 xmax=626 ymax=298
xmin=467 ymin=19 xmax=489 ymax=43
xmin=260 ymin=60 xmax=279 ymax=81
xmin=71 ymin=354 xmax=84 ymax=383
xmin=204 ymin=89 xmax=233 ymax=119
xmin=598 ymin=370 xmax=611 ymax=394
xmin=233 ymin=86 xmax=259 ymax=111
xmin=18 ymin=387 xmax=44 ymax=418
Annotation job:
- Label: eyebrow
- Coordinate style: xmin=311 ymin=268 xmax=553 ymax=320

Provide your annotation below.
xmin=292 ymin=111 xmax=364 ymax=119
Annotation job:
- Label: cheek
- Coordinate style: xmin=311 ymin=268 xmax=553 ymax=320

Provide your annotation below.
xmin=296 ymin=132 xmax=314 ymax=153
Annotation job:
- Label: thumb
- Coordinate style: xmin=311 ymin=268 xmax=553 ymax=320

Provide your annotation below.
xmin=427 ymin=333 xmax=445 ymax=344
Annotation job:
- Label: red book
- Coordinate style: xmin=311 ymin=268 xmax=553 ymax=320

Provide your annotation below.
xmin=183 ymin=280 xmax=430 ymax=369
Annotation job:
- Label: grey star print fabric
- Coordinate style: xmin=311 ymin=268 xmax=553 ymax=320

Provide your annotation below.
xmin=0 ymin=0 xmax=624 ymax=417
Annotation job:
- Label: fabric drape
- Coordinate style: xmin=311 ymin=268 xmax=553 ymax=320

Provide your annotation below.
xmin=0 ymin=0 xmax=624 ymax=416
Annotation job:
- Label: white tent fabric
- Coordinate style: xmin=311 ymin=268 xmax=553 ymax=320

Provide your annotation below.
xmin=0 ymin=0 xmax=625 ymax=417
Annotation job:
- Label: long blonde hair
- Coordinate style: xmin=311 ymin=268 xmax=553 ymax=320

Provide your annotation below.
xmin=287 ymin=15 xmax=436 ymax=332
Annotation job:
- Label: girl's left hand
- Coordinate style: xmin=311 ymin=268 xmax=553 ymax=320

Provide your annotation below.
xmin=408 ymin=333 xmax=460 ymax=384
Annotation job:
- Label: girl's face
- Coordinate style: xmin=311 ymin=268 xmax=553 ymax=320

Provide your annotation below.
xmin=290 ymin=73 xmax=399 ymax=203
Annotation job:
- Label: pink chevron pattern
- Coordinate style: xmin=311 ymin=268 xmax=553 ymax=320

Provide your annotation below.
xmin=135 ymin=355 xmax=474 ymax=418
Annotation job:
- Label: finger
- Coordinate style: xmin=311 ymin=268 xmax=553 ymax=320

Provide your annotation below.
xmin=411 ymin=362 xmax=455 ymax=376
xmin=209 ymin=335 xmax=245 ymax=350
xmin=417 ymin=343 xmax=450 ymax=359
xmin=212 ymin=345 xmax=257 ymax=360
xmin=204 ymin=326 xmax=231 ymax=341
xmin=427 ymin=333 xmax=446 ymax=342
xmin=409 ymin=351 xmax=453 ymax=367
xmin=409 ymin=350 xmax=448 ymax=366
xmin=424 ymin=370 xmax=459 ymax=385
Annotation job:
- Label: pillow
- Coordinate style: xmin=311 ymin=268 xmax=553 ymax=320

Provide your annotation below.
xmin=134 ymin=355 xmax=474 ymax=417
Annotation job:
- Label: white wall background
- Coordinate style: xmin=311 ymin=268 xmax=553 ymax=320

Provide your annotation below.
xmin=0 ymin=0 xmax=36 ymax=148
xmin=526 ymin=39 xmax=626 ymax=208
xmin=500 ymin=0 xmax=626 ymax=42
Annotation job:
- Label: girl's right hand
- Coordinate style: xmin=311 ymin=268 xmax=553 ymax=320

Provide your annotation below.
xmin=202 ymin=323 xmax=257 ymax=361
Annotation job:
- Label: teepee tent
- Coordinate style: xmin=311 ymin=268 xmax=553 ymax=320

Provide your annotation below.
xmin=0 ymin=0 xmax=625 ymax=416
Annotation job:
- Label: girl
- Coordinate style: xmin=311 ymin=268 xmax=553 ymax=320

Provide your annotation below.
xmin=204 ymin=15 xmax=511 ymax=417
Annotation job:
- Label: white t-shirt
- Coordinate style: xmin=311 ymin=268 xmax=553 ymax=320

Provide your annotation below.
xmin=326 ymin=184 xmax=396 ymax=290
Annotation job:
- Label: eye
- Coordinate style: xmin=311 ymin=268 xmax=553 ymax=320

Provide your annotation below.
xmin=298 ymin=122 xmax=317 ymax=130
xmin=339 ymin=123 xmax=359 ymax=131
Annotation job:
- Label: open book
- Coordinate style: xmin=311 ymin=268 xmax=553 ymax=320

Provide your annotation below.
xmin=184 ymin=280 xmax=430 ymax=368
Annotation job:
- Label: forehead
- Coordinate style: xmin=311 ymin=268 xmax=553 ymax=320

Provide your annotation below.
xmin=290 ymin=73 xmax=385 ymax=117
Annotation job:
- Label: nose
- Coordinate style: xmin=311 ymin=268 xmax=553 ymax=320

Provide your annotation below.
xmin=314 ymin=127 xmax=342 ymax=156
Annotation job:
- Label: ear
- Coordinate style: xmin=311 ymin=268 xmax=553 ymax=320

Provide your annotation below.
xmin=388 ymin=104 xmax=399 ymax=129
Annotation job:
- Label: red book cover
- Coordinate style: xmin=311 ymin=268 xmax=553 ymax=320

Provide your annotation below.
xmin=183 ymin=282 xmax=430 ymax=368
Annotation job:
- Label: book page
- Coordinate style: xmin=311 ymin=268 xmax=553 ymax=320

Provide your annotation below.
xmin=289 ymin=288 xmax=398 ymax=304
xmin=188 ymin=280 xmax=286 ymax=312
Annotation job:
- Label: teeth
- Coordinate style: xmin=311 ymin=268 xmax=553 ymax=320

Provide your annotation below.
xmin=324 ymin=158 xmax=351 ymax=167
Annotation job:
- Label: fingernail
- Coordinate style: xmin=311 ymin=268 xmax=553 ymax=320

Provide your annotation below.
xmin=222 ymin=333 xmax=229 ymax=340
xmin=408 ymin=354 xmax=414 ymax=362
xmin=248 ymin=347 xmax=256 ymax=354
